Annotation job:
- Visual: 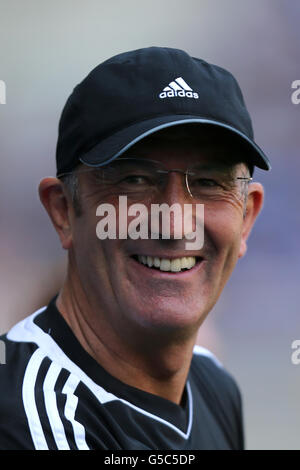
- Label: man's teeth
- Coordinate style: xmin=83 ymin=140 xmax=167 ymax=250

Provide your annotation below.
xmin=137 ymin=255 xmax=197 ymax=272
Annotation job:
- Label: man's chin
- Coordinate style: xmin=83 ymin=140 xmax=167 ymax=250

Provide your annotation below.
xmin=115 ymin=253 xmax=217 ymax=336
xmin=120 ymin=293 xmax=208 ymax=340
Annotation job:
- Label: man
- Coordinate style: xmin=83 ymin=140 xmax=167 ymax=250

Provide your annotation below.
xmin=0 ymin=47 xmax=270 ymax=450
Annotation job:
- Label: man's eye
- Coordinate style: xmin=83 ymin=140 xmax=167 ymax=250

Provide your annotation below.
xmin=193 ymin=178 xmax=220 ymax=187
xmin=119 ymin=175 xmax=151 ymax=185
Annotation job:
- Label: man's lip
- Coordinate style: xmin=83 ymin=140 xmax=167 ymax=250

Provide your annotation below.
xmin=128 ymin=255 xmax=204 ymax=278
xmin=129 ymin=253 xmax=203 ymax=260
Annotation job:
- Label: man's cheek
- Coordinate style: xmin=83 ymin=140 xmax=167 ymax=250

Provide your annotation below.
xmin=204 ymin=217 xmax=243 ymax=265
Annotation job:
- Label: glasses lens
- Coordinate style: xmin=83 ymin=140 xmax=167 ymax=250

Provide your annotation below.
xmin=94 ymin=159 xmax=164 ymax=198
xmin=187 ymin=169 xmax=249 ymax=201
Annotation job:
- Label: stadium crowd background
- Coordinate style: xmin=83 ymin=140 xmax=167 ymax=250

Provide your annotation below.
xmin=0 ymin=0 xmax=299 ymax=449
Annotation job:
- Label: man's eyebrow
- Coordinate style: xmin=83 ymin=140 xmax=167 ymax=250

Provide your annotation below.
xmin=190 ymin=161 xmax=238 ymax=172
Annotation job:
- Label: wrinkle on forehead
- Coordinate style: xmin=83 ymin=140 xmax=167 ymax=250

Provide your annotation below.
xmin=121 ymin=140 xmax=250 ymax=176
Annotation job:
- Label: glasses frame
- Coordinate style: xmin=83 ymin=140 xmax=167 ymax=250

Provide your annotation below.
xmin=57 ymin=158 xmax=253 ymax=200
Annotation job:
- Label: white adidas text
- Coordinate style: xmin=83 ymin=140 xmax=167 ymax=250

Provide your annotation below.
xmin=159 ymin=89 xmax=199 ymax=99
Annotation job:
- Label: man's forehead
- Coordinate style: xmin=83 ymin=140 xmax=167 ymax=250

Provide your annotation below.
xmin=124 ymin=125 xmax=244 ymax=150
xmin=120 ymin=126 xmax=247 ymax=167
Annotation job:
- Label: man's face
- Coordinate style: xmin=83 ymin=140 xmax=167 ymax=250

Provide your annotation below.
xmin=68 ymin=131 xmax=254 ymax=339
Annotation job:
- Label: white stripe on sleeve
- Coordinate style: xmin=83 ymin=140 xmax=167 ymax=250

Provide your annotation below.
xmin=62 ymin=374 xmax=89 ymax=450
xmin=22 ymin=348 xmax=49 ymax=450
xmin=43 ymin=362 xmax=70 ymax=450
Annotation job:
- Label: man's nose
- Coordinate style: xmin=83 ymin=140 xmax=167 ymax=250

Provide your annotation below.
xmin=164 ymin=171 xmax=191 ymax=201
xmin=151 ymin=172 xmax=194 ymax=240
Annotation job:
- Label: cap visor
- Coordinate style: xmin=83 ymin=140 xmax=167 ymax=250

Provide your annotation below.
xmin=80 ymin=115 xmax=271 ymax=171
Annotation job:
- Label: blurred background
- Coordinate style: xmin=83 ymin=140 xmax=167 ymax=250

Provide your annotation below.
xmin=0 ymin=0 xmax=299 ymax=450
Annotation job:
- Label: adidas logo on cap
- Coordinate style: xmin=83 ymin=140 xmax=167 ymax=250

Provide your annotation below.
xmin=159 ymin=77 xmax=199 ymax=100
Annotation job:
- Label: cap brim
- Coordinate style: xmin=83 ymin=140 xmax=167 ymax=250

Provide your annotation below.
xmin=79 ymin=115 xmax=271 ymax=171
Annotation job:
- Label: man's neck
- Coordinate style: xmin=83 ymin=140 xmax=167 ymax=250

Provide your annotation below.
xmin=56 ymin=279 xmax=197 ymax=405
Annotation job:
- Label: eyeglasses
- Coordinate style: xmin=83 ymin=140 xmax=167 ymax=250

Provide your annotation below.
xmin=58 ymin=158 xmax=252 ymax=202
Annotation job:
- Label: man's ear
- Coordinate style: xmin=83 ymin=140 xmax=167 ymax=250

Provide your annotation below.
xmin=238 ymin=182 xmax=264 ymax=258
xmin=38 ymin=177 xmax=73 ymax=250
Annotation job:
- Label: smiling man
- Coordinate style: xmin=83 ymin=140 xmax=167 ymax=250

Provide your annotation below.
xmin=0 ymin=47 xmax=270 ymax=450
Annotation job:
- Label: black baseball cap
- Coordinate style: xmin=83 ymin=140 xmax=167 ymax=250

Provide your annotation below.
xmin=56 ymin=46 xmax=271 ymax=176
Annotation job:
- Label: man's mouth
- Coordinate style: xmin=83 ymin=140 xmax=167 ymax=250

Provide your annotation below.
xmin=132 ymin=255 xmax=201 ymax=273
